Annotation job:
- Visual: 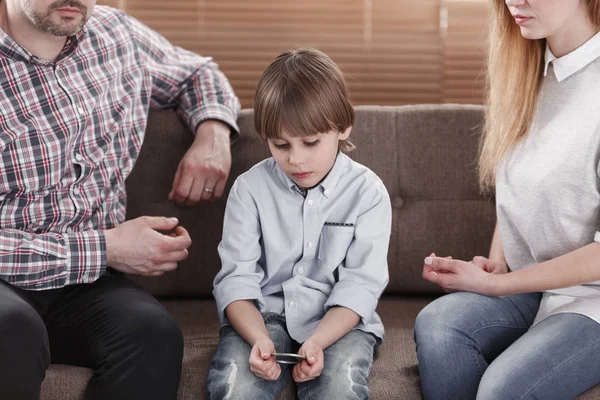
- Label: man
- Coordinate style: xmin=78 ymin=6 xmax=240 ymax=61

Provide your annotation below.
xmin=0 ymin=0 xmax=240 ymax=398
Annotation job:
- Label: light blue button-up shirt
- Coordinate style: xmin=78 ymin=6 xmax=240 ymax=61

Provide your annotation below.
xmin=213 ymin=153 xmax=391 ymax=343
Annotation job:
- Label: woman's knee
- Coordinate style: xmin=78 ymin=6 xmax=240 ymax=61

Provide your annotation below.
xmin=415 ymin=292 xmax=481 ymax=344
xmin=477 ymin=362 xmax=520 ymax=400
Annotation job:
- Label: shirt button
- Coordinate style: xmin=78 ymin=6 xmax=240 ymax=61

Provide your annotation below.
xmin=307 ymin=200 xmax=314 ymax=206
xmin=73 ymin=187 xmax=80 ymax=195
xmin=66 ymin=227 xmax=74 ymax=233
xmin=77 ymin=106 xmax=85 ymax=115
xmin=297 ymin=267 xmax=305 ymax=274
xmin=75 ymin=153 xmax=83 ymax=162
xmin=306 ymin=242 xmax=313 ymax=248
xmin=288 ymin=301 xmax=296 ymax=308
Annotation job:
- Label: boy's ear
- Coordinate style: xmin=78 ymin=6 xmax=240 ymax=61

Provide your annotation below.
xmin=339 ymin=126 xmax=352 ymax=140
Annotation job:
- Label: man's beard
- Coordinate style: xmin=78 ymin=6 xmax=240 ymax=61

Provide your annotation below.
xmin=20 ymin=0 xmax=89 ymax=37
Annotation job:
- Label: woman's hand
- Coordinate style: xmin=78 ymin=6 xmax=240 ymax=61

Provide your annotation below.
xmin=422 ymin=254 xmax=507 ymax=297
xmin=471 ymin=256 xmax=508 ymax=274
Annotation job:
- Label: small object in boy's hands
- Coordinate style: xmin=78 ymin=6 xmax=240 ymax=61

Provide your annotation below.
xmin=272 ymin=352 xmax=307 ymax=365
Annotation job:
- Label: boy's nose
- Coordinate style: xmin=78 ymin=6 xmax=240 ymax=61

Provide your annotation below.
xmin=288 ymin=150 xmax=305 ymax=166
xmin=505 ymin=0 xmax=526 ymax=7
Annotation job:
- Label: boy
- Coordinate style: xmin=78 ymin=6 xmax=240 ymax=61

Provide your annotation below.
xmin=207 ymin=48 xmax=391 ymax=400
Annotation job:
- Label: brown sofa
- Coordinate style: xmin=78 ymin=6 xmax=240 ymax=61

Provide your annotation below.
xmin=40 ymin=105 xmax=600 ymax=400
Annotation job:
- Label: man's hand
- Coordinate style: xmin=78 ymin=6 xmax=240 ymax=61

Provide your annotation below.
xmin=249 ymin=338 xmax=281 ymax=381
xmin=169 ymin=120 xmax=232 ymax=206
xmin=105 ymin=216 xmax=192 ymax=276
xmin=293 ymin=339 xmax=324 ymax=383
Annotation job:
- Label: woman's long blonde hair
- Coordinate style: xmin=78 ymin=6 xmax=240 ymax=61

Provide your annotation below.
xmin=478 ymin=0 xmax=600 ymax=192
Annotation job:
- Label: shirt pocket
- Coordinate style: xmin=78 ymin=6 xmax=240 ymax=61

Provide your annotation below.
xmin=317 ymin=225 xmax=354 ymax=268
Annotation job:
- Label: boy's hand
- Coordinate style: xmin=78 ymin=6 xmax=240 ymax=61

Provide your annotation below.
xmin=293 ymin=339 xmax=324 ymax=382
xmin=249 ymin=338 xmax=281 ymax=381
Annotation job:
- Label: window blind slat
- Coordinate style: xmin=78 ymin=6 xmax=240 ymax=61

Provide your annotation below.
xmin=98 ymin=0 xmax=489 ymax=107
xmin=442 ymin=0 xmax=488 ymax=104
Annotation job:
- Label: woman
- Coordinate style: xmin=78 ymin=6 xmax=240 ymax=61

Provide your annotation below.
xmin=414 ymin=0 xmax=600 ymax=399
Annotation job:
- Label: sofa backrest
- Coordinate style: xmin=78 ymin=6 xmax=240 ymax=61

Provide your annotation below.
xmin=126 ymin=105 xmax=496 ymax=298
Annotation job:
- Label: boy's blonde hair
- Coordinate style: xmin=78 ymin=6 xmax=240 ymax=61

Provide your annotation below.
xmin=254 ymin=48 xmax=355 ymax=153
xmin=479 ymin=0 xmax=600 ymax=192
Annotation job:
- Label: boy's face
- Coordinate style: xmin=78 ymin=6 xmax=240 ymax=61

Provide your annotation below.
xmin=267 ymin=127 xmax=351 ymax=190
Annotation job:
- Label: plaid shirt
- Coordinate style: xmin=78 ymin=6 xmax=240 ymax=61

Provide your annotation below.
xmin=0 ymin=6 xmax=240 ymax=290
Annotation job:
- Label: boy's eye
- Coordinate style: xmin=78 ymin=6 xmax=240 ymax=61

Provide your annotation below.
xmin=274 ymin=143 xmax=289 ymax=149
xmin=304 ymin=140 xmax=319 ymax=147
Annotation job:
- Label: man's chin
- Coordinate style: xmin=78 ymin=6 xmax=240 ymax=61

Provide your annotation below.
xmin=38 ymin=13 xmax=86 ymax=36
xmin=46 ymin=22 xmax=84 ymax=37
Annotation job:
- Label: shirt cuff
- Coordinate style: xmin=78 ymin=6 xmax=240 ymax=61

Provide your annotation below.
xmin=213 ymin=277 xmax=265 ymax=322
xmin=64 ymin=230 xmax=106 ymax=286
xmin=184 ymin=104 xmax=240 ymax=138
xmin=324 ymin=281 xmax=379 ymax=324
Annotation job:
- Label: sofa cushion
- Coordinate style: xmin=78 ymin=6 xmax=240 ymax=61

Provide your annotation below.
xmin=40 ymin=297 xmax=600 ymax=399
xmin=41 ymin=298 xmax=427 ymax=399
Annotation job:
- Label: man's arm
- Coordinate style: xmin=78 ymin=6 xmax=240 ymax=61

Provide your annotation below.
xmin=0 ymin=216 xmax=193 ymax=289
xmin=122 ymin=11 xmax=241 ymax=205
xmin=0 ymin=228 xmax=105 ymax=290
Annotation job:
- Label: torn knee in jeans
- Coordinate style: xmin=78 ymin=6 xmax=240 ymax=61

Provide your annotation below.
xmin=224 ymin=361 xmax=238 ymax=400
xmin=345 ymin=363 xmax=355 ymax=394
xmin=344 ymin=361 xmax=371 ymax=399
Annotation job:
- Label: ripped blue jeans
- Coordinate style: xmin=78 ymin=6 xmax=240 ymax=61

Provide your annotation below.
xmin=206 ymin=313 xmax=376 ymax=400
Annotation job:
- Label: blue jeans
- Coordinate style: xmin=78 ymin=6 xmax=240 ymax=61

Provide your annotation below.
xmin=414 ymin=291 xmax=600 ymax=400
xmin=206 ymin=313 xmax=377 ymax=400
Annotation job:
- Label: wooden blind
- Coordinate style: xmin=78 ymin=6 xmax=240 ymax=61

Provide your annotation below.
xmin=97 ymin=0 xmax=489 ymax=107
xmin=441 ymin=0 xmax=489 ymax=103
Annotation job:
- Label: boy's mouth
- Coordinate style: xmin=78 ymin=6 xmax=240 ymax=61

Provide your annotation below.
xmin=292 ymin=172 xmax=312 ymax=180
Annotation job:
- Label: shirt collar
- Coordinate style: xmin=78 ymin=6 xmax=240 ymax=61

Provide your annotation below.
xmin=0 ymin=25 xmax=87 ymax=65
xmin=544 ymin=31 xmax=600 ymax=82
xmin=274 ymin=152 xmax=350 ymax=198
